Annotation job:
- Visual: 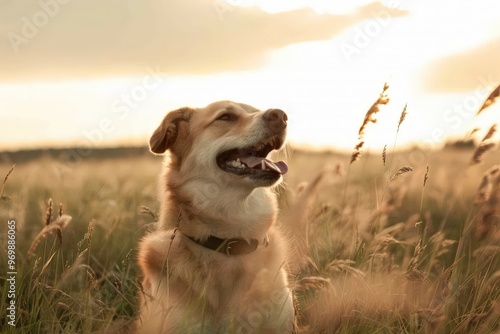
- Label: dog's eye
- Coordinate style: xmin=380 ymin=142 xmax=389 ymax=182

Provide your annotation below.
xmin=217 ymin=113 xmax=236 ymax=121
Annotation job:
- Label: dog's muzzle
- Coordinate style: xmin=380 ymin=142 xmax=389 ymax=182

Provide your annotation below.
xmin=216 ymin=109 xmax=288 ymax=182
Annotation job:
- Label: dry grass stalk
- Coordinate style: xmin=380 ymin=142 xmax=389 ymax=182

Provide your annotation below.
xmin=2 ymin=164 xmax=15 ymax=183
xmin=327 ymin=259 xmax=366 ymax=278
xmin=397 ymin=103 xmax=407 ymax=133
xmin=423 ymin=165 xmax=430 ymax=187
xmin=87 ymin=269 xmax=98 ymax=290
xmin=140 ymin=205 xmax=158 ymax=221
xmin=294 ymin=276 xmax=332 ymax=292
xmin=1 ymin=164 xmax=15 ymax=201
xmin=45 ymin=198 xmax=53 ymax=226
xmin=427 ymin=264 xmax=455 ymax=326
xmin=28 ymin=214 xmax=72 ymax=257
xmin=354 ymin=223 xmax=361 ymax=251
xmin=471 ymin=142 xmax=497 ymax=165
xmin=378 ymin=184 xmax=407 ymax=214
xmin=390 ymin=166 xmax=414 ymax=182
xmin=475 ymin=165 xmax=500 ymax=239
xmin=476 ymin=83 xmax=500 ymax=116
xmin=57 ymin=255 xmax=85 ymax=289
xmin=358 ymin=83 xmax=390 ymax=138
xmin=58 ymin=203 xmax=63 ymax=218
xmin=284 ymin=169 xmax=329 ymax=274
xmin=407 ymin=239 xmax=425 ymax=271
xmin=78 ymin=220 xmax=95 ymax=253
xmin=350 ymin=150 xmax=361 ymax=164
xmin=382 ymin=145 xmax=387 ymax=166
xmin=334 ymin=163 xmax=345 ymax=177
xmin=481 ymin=124 xmax=497 ymax=142
xmin=32 ymin=257 xmax=41 ymax=274
xmin=351 ymin=141 xmax=364 ymax=164
xmin=351 ymin=83 xmax=390 ymax=164
xmin=475 ymin=165 xmax=500 ymax=203
xmin=466 ymin=127 xmax=481 ymax=139
xmin=113 ymin=274 xmax=124 ymax=293
xmin=428 ymin=231 xmax=456 ymax=259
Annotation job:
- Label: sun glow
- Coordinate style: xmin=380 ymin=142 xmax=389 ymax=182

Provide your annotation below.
xmin=229 ymin=0 xmax=375 ymax=14
xmin=1 ymin=0 xmax=499 ymax=151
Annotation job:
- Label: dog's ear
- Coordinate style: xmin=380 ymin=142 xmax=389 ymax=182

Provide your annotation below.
xmin=149 ymin=107 xmax=193 ymax=154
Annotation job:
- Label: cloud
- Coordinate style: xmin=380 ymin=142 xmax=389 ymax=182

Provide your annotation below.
xmin=421 ymin=38 xmax=500 ymax=92
xmin=0 ymin=0 xmax=407 ymax=82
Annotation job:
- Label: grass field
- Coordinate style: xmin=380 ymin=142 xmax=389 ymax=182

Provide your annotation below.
xmin=1 ymin=86 xmax=499 ymax=333
xmin=0 ymin=142 xmax=498 ymax=333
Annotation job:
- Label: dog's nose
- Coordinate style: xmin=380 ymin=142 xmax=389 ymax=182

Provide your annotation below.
xmin=263 ymin=109 xmax=287 ymax=131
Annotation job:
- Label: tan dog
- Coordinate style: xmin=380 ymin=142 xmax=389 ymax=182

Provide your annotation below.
xmin=137 ymin=101 xmax=295 ymax=333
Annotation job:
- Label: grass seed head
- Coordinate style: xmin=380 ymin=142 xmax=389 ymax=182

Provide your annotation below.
xmin=475 ymin=165 xmax=500 ymax=239
xmin=58 ymin=203 xmax=63 ymax=218
xmin=1 ymin=164 xmax=15 ymax=201
xmin=475 ymin=165 xmax=500 ymax=203
xmin=295 ymin=276 xmax=332 ymax=292
xmin=390 ymin=166 xmax=414 ymax=182
xmin=480 ymin=124 xmax=497 ymax=143
xmin=423 ymin=165 xmax=430 ymax=187
xmin=140 ymin=205 xmax=158 ymax=221
xmin=352 ymin=83 xmax=390 ymax=164
xmin=45 ymin=198 xmax=53 ymax=226
xmin=357 ymin=83 xmax=390 ymax=139
xmin=351 ymin=142 xmax=364 ymax=164
xmin=397 ymin=103 xmax=408 ymax=132
xmin=382 ymin=145 xmax=387 ymax=166
xmin=466 ymin=127 xmax=481 ymax=139
xmin=476 ymin=84 xmax=500 ymax=116
xmin=3 ymin=164 xmax=15 ymax=184
xmin=28 ymin=214 xmax=72 ymax=257
xmin=407 ymin=239 xmax=425 ymax=271
xmin=471 ymin=142 xmax=497 ymax=165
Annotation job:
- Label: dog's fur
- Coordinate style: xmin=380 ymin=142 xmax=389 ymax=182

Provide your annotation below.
xmin=137 ymin=101 xmax=295 ymax=333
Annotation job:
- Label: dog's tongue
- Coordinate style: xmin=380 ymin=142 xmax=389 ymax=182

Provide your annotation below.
xmin=240 ymin=156 xmax=288 ymax=174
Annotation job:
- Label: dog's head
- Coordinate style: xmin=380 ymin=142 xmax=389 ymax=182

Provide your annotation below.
xmin=150 ymin=101 xmax=288 ymax=188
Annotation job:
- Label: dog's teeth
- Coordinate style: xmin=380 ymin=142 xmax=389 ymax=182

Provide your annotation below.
xmin=261 ymin=160 xmax=266 ymax=171
xmin=227 ymin=159 xmax=246 ymax=169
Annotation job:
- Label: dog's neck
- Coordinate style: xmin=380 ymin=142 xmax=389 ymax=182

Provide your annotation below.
xmin=161 ymin=184 xmax=277 ymax=241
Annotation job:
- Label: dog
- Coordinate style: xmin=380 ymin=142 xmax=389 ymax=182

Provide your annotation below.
xmin=136 ymin=101 xmax=296 ymax=333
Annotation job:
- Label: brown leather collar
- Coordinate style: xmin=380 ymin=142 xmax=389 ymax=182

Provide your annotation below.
xmin=185 ymin=234 xmax=261 ymax=256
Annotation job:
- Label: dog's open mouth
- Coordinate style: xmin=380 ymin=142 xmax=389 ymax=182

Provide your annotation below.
xmin=216 ymin=136 xmax=288 ymax=177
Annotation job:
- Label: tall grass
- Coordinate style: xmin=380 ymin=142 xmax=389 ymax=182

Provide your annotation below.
xmin=0 ymin=157 xmax=159 ymax=333
xmin=285 ymin=85 xmax=500 ymax=334
xmin=0 ymin=86 xmax=499 ymax=333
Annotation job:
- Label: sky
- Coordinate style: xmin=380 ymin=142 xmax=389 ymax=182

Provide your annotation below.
xmin=0 ymin=0 xmax=499 ymax=151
